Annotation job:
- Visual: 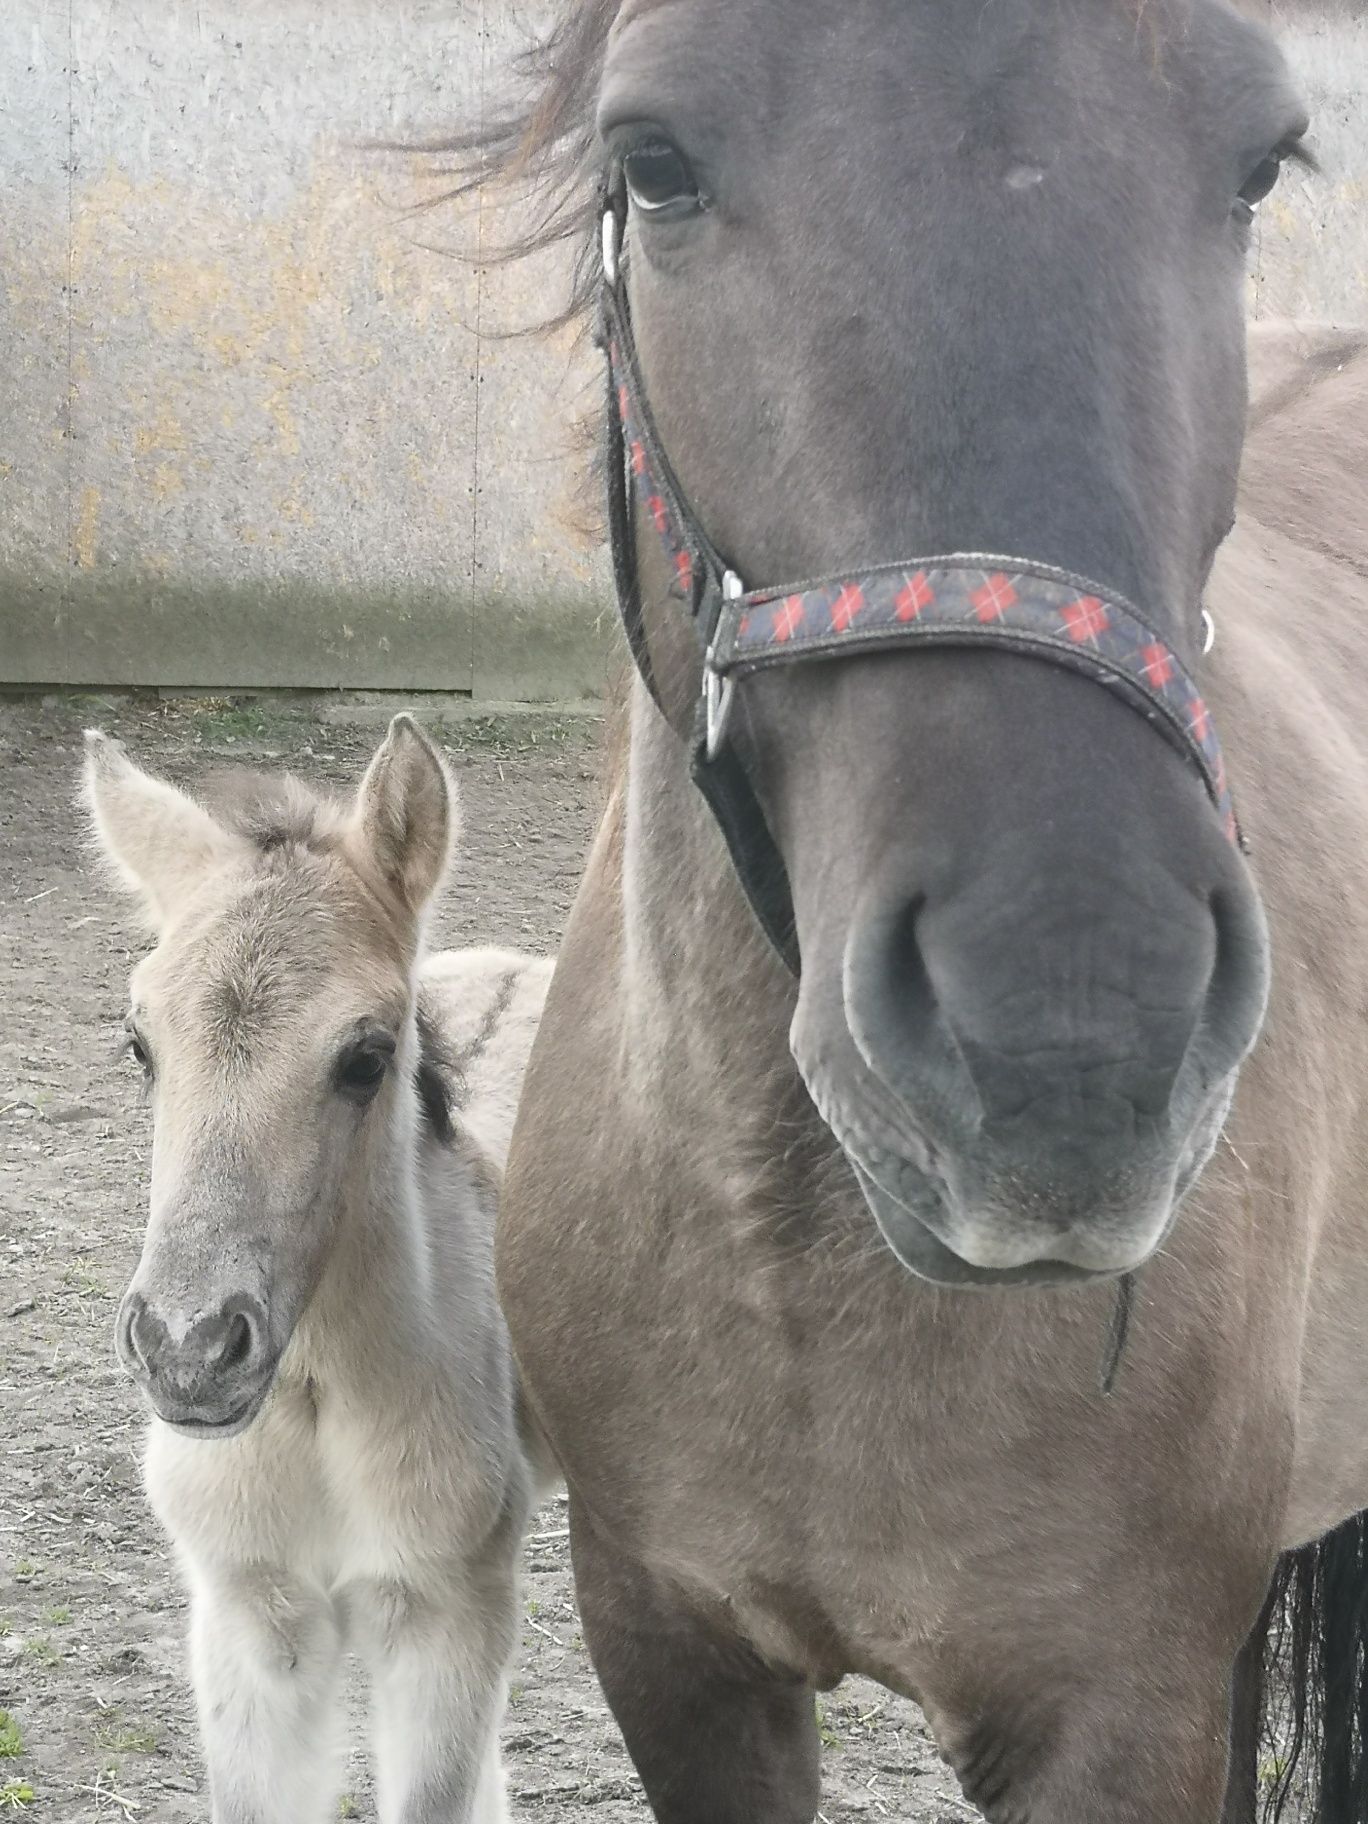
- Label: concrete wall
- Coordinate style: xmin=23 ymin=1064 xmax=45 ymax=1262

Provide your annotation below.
xmin=1 ymin=2 xmax=1364 ymax=694
xmin=2 ymin=0 xmax=610 ymax=695
xmin=1256 ymin=2 xmax=1368 ymax=320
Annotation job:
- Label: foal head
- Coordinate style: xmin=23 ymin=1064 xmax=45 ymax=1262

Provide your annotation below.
xmin=86 ymin=716 xmax=455 ymax=1436
xmin=561 ymin=0 xmax=1302 ymax=1281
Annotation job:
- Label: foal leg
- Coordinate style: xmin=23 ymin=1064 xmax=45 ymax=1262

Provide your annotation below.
xmin=357 ymin=1570 xmax=516 ymax=1824
xmin=571 ymin=1508 xmax=822 ymax=1824
xmin=187 ymin=1561 xmax=346 ymax=1824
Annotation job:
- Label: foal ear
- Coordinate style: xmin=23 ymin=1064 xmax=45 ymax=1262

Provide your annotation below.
xmin=83 ymin=730 xmax=234 ymax=930
xmin=351 ymin=715 xmax=457 ymax=915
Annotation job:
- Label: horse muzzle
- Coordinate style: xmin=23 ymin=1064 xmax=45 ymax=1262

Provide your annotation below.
xmin=790 ymin=853 xmax=1265 ymax=1289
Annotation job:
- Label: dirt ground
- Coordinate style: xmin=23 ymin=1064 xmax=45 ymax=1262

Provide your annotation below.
xmin=0 ymin=691 xmax=967 ymax=1822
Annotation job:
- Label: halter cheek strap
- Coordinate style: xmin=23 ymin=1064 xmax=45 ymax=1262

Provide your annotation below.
xmin=595 ymin=207 xmax=1241 ymax=975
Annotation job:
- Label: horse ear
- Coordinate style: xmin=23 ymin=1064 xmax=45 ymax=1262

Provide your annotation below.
xmin=83 ymin=730 xmax=234 ymax=930
xmin=351 ymin=715 xmax=457 ymax=915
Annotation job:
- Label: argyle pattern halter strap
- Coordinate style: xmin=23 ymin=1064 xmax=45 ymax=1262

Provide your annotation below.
xmin=716 ymin=563 xmax=1237 ymax=844
xmin=608 ymin=336 xmax=1240 ymax=850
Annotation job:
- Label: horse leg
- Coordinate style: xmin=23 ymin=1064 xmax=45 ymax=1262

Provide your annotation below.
xmin=570 ymin=1505 xmax=822 ymax=1824
xmin=356 ymin=1569 xmax=516 ymax=1824
xmin=187 ymin=1560 xmax=345 ymax=1824
xmin=927 ymin=1640 xmax=1240 ymax=1824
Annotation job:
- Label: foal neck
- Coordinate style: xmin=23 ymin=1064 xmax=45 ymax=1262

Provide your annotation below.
xmin=302 ymin=1013 xmax=444 ymax=1372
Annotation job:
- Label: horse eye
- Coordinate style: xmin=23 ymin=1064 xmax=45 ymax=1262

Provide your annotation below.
xmin=623 ymin=140 xmax=699 ymax=216
xmin=1235 ymin=152 xmax=1286 ymax=218
xmin=336 ymin=1045 xmax=391 ymax=1103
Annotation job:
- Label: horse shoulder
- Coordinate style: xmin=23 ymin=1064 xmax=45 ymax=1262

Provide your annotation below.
xmin=1241 ymin=320 xmax=1368 ymax=578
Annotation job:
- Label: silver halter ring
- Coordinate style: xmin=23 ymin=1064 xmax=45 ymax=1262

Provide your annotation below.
xmin=705 ymin=571 xmax=745 ymax=759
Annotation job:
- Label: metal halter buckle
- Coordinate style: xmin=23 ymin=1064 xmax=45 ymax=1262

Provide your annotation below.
xmin=601 ymin=209 xmax=620 ymax=286
xmin=704 ymin=571 xmax=745 ymax=760
xmin=1201 ymin=608 xmax=1216 ymax=655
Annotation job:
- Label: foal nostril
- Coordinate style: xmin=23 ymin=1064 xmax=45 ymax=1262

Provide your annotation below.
xmin=214 ymin=1309 xmax=255 ymax=1374
xmin=116 ymin=1290 xmax=269 ymax=1408
xmin=203 ymin=1297 xmax=266 ymax=1382
xmin=116 ymin=1292 xmax=162 ymax=1379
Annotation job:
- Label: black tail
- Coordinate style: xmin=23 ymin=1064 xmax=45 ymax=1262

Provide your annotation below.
xmin=1254 ymin=1510 xmax=1368 ymax=1821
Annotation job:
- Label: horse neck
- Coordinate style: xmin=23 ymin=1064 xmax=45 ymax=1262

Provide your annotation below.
xmin=614 ymin=685 xmax=1138 ymax=1405
xmin=620 ymin=687 xmax=799 ymax=1109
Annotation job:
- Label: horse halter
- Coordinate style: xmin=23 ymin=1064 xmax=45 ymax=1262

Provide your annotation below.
xmin=595 ymin=202 xmax=1240 ymax=976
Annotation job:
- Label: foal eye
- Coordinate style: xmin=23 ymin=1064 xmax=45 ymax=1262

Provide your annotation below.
xmin=335 ymin=1044 xmax=392 ymax=1103
xmin=1234 ymin=146 xmax=1296 ymax=223
xmin=123 ymin=1025 xmax=153 ymax=1078
xmin=622 ymin=139 xmax=700 ymax=216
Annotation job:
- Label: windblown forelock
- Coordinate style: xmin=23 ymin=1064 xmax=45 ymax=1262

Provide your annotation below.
xmin=413 ymin=0 xmax=1188 ymax=336
xmin=408 ymin=0 xmax=620 ymax=331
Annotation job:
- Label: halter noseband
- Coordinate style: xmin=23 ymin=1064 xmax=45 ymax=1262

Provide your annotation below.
xmin=595 ymin=204 xmax=1240 ymax=975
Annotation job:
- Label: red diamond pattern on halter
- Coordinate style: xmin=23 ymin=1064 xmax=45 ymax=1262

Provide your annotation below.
xmin=1061 ymin=595 xmax=1108 ymax=644
xmin=831 ymin=585 xmax=865 ymax=632
xmin=1140 ymin=643 xmax=1175 ymax=688
xmin=972 ymin=573 xmax=1018 ymax=622
xmin=772 ymin=596 xmax=805 ymax=642
xmin=610 ymin=338 xmax=1239 ymax=846
xmin=896 ymin=571 xmax=934 ymax=621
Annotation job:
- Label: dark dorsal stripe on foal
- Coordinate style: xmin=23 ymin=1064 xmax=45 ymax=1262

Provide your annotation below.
xmin=446 ymin=970 xmax=522 ymax=1097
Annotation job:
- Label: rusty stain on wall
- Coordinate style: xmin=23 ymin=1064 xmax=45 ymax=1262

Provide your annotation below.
xmin=74 ymin=489 xmax=100 ymax=571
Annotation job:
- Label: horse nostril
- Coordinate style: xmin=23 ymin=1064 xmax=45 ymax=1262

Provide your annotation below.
xmin=843 ymin=890 xmax=982 ymax=1144
xmin=1201 ymin=885 xmax=1272 ymax=1071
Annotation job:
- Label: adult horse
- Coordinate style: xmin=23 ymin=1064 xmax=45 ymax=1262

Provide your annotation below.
xmin=452 ymin=2 xmax=1368 ymax=1817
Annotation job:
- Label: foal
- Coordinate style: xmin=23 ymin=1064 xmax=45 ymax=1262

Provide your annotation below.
xmin=85 ymin=715 xmax=553 ymax=1824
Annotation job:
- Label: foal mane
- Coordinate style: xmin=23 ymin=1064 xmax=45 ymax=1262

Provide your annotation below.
xmin=414 ymin=996 xmax=460 ymax=1146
